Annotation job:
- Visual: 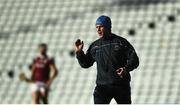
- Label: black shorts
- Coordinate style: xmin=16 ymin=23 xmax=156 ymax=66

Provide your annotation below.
xmin=93 ymin=84 xmax=131 ymax=104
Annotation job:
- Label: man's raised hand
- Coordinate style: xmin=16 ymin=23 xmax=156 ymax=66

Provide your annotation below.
xmin=75 ymin=39 xmax=84 ymax=53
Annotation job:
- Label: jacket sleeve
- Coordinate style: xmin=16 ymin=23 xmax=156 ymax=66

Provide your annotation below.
xmin=76 ymin=44 xmax=95 ymax=68
xmin=124 ymin=39 xmax=139 ymax=72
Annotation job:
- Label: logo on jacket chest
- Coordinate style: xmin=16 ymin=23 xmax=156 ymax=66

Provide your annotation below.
xmin=114 ymin=45 xmax=120 ymax=51
xmin=93 ymin=46 xmax=101 ymax=53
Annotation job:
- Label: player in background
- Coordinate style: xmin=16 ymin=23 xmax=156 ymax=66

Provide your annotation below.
xmin=30 ymin=43 xmax=58 ymax=104
xmin=75 ymin=15 xmax=139 ymax=104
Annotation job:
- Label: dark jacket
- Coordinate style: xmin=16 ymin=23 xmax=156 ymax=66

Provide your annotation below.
xmin=76 ymin=34 xmax=139 ymax=86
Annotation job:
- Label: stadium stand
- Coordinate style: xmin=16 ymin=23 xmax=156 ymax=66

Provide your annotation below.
xmin=0 ymin=0 xmax=179 ymax=104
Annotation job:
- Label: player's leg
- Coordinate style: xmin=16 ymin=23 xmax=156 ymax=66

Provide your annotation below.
xmin=113 ymin=84 xmax=132 ymax=104
xmin=40 ymin=89 xmax=49 ymax=104
xmin=93 ymin=85 xmax=113 ymax=104
xmin=39 ymin=83 xmax=49 ymax=104
xmin=31 ymin=83 xmax=41 ymax=104
xmin=32 ymin=91 xmax=41 ymax=104
xmin=114 ymin=93 xmax=131 ymax=104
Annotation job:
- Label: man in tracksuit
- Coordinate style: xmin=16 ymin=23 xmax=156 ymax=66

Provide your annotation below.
xmin=75 ymin=15 xmax=139 ymax=104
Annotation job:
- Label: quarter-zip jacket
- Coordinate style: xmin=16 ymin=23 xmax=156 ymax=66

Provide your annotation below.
xmin=76 ymin=34 xmax=139 ymax=85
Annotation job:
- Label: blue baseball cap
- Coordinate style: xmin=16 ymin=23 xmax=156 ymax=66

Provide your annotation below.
xmin=95 ymin=15 xmax=112 ymax=29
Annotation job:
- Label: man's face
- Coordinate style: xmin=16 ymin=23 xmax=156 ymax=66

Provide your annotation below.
xmin=96 ymin=25 xmax=105 ymax=38
xmin=39 ymin=46 xmax=47 ymax=55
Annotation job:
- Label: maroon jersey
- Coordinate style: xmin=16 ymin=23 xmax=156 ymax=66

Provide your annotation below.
xmin=32 ymin=55 xmax=54 ymax=82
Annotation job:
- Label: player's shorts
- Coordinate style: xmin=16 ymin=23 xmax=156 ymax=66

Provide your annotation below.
xmin=31 ymin=81 xmax=48 ymax=93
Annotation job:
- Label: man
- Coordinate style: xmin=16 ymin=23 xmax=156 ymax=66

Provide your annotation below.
xmin=30 ymin=43 xmax=58 ymax=104
xmin=75 ymin=15 xmax=139 ymax=104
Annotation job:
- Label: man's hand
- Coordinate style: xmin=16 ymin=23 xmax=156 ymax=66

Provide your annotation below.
xmin=116 ymin=67 xmax=127 ymax=78
xmin=46 ymin=79 xmax=52 ymax=88
xmin=75 ymin=39 xmax=84 ymax=53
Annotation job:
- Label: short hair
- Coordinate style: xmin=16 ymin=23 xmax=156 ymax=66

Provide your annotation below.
xmin=38 ymin=43 xmax=47 ymax=49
